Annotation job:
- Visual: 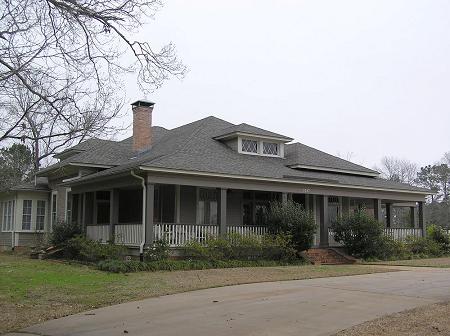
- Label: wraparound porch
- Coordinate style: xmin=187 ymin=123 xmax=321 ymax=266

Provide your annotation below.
xmin=68 ymin=174 xmax=426 ymax=249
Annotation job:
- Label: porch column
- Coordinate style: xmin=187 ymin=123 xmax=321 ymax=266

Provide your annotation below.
xmin=410 ymin=206 xmax=416 ymax=228
xmin=92 ymin=191 xmax=97 ymax=225
xmin=282 ymin=192 xmax=288 ymax=204
xmin=145 ymin=183 xmax=155 ymax=245
xmin=77 ymin=194 xmax=83 ymax=228
xmin=386 ymin=203 xmax=392 ymax=228
xmin=418 ymin=201 xmax=425 ymax=237
xmin=342 ymin=197 xmax=350 ymax=216
xmin=81 ymin=193 xmax=86 ymax=233
xmin=174 ymin=185 xmax=181 ymax=224
xmin=373 ymin=199 xmax=382 ymax=222
xmin=109 ymin=189 xmax=119 ymax=242
xmin=318 ymin=195 xmax=329 ymax=247
xmin=219 ymin=188 xmax=227 ymax=236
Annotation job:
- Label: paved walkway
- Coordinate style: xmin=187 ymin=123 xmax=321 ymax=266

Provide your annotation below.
xmin=9 ymin=267 xmax=450 ymax=336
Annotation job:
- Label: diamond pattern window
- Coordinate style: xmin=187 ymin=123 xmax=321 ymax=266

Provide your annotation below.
xmin=263 ymin=142 xmax=279 ymax=156
xmin=241 ymin=139 xmax=258 ymax=153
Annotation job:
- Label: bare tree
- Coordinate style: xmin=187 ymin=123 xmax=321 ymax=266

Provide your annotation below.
xmin=375 ymin=156 xmax=418 ymax=185
xmin=2 ymin=83 xmax=124 ymax=169
xmin=0 ymin=0 xmax=186 ymax=158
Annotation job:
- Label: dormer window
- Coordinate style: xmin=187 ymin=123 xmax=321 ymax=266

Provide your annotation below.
xmin=263 ymin=142 xmax=279 ymax=156
xmin=238 ymin=138 xmax=284 ymax=157
xmin=241 ymin=139 xmax=258 ymax=153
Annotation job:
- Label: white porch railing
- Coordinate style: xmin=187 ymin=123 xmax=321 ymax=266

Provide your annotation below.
xmin=227 ymin=225 xmax=267 ymax=237
xmin=115 ymin=224 xmax=142 ymax=246
xmin=384 ymin=228 xmax=423 ymax=240
xmin=154 ymin=223 xmax=219 ymax=247
xmin=86 ymin=225 xmax=110 ymax=243
xmin=327 ymin=227 xmax=424 ymax=247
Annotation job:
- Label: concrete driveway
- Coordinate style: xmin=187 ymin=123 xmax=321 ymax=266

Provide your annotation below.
xmin=10 ymin=267 xmax=450 ymax=336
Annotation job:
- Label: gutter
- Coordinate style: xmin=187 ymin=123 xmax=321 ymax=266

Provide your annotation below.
xmin=138 ymin=166 xmax=432 ymax=195
xmin=62 ymin=171 xmax=83 ymax=183
xmin=130 ymin=170 xmax=146 ymax=261
xmin=12 ymin=192 xmax=18 ymax=250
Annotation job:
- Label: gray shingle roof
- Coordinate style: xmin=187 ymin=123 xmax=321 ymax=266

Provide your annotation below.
xmin=67 ymin=116 xmax=428 ymax=193
xmin=37 ymin=126 xmax=169 ymax=175
xmin=9 ymin=178 xmax=49 ymax=192
xmin=285 ymin=142 xmax=378 ymax=175
xmin=213 ymin=123 xmax=293 ymax=141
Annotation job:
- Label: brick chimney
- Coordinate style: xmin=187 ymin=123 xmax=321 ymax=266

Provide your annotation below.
xmin=131 ymin=100 xmax=155 ymax=152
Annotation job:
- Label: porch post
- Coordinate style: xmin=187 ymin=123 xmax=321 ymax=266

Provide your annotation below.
xmin=81 ymin=193 xmax=86 ymax=233
xmin=342 ymin=197 xmax=350 ymax=216
xmin=418 ymin=201 xmax=425 ymax=237
xmin=92 ymin=191 xmax=97 ymax=225
xmin=219 ymin=188 xmax=227 ymax=236
xmin=146 ymin=183 xmax=155 ymax=245
xmin=386 ymin=203 xmax=392 ymax=228
xmin=282 ymin=192 xmax=288 ymax=205
xmin=109 ymin=189 xmax=119 ymax=242
xmin=77 ymin=194 xmax=83 ymax=227
xmin=319 ymin=195 xmax=329 ymax=247
xmin=373 ymin=199 xmax=382 ymax=222
xmin=410 ymin=206 xmax=416 ymax=228
xmin=175 ymin=185 xmax=181 ymax=224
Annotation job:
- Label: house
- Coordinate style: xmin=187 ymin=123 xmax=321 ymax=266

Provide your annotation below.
xmin=0 ymin=100 xmax=430 ymax=255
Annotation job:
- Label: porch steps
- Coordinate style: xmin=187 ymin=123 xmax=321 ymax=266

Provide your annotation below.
xmin=304 ymin=248 xmax=357 ymax=265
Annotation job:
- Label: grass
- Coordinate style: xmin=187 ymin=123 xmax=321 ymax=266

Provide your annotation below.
xmin=334 ymin=301 xmax=450 ymax=336
xmin=367 ymin=256 xmax=450 ymax=268
xmin=0 ymin=253 xmax=394 ymax=334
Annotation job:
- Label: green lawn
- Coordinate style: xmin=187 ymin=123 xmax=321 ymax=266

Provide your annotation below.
xmin=367 ymin=257 xmax=450 ymax=268
xmin=0 ymin=253 xmax=394 ymax=333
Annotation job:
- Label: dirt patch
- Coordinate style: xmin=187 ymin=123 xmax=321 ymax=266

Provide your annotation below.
xmin=335 ymin=301 xmax=450 ymax=336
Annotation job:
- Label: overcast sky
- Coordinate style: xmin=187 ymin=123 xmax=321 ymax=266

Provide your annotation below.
xmin=121 ymin=0 xmax=450 ymax=169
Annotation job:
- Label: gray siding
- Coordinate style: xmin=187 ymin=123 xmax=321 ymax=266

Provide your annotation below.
xmin=227 ymin=190 xmax=243 ymax=225
xmin=0 ymin=232 xmax=12 ymax=247
xmin=180 ymin=186 xmax=196 ymax=224
xmin=224 ymin=138 xmax=239 ymax=152
xmin=17 ymin=232 xmax=45 ymax=247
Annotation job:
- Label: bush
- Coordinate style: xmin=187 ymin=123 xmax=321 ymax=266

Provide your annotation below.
xmin=50 ymin=220 xmax=81 ymax=245
xmin=97 ymin=258 xmax=306 ymax=273
xmin=145 ymin=239 xmax=170 ymax=261
xmin=377 ymin=236 xmax=411 ymax=261
xmin=427 ymin=224 xmax=450 ymax=253
xmin=183 ymin=233 xmax=297 ymax=261
xmin=405 ymin=236 xmax=443 ymax=258
xmin=266 ymin=201 xmax=317 ymax=253
xmin=331 ymin=208 xmax=384 ymax=259
xmin=64 ymin=235 xmax=127 ymax=262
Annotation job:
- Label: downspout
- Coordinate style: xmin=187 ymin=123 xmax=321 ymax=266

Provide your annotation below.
xmin=12 ymin=192 xmax=18 ymax=250
xmin=131 ymin=170 xmax=146 ymax=261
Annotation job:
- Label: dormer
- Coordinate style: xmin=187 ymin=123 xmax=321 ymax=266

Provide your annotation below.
xmin=213 ymin=123 xmax=293 ymax=158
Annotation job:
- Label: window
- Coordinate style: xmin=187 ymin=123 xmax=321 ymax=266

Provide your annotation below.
xmin=2 ymin=200 xmax=15 ymax=231
xmin=197 ymin=188 xmax=218 ymax=225
xmin=51 ymin=193 xmax=57 ymax=227
xmin=22 ymin=200 xmax=32 ymax=230
xmin=240 ymin=138 xmax=283 ymax=157
xmin=263 ymin=142 xmax=279 ymax=156
xmin=241 ymin=139 xmax=258 ymax=153
xmin=36 ymin=200 xmax=46 ymax=231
